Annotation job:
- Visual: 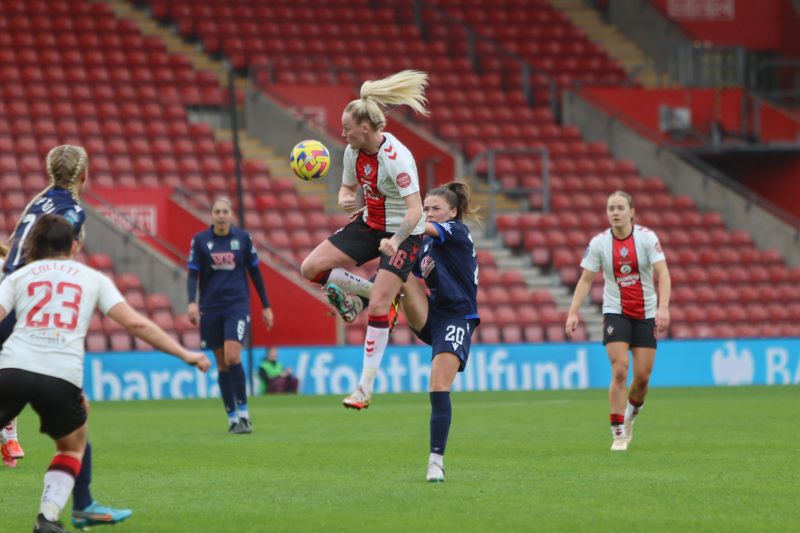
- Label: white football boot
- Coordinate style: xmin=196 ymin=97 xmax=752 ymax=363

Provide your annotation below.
xmin=342 ymin=386 xmax=371 ymax=410
xmin=610 ymin=425 xmax=628 ymax=451
xmin=426 ymin=461 xmax=445 ymax=482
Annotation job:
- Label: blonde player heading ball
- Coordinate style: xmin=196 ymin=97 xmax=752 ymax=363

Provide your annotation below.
xmin=565 ymin=191 xmax=671 ymax=451
xmin=299 ymin=70 xmax=428 ymax=410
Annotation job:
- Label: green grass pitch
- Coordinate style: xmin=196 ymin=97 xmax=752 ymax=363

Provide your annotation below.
xmin=4 ymin=387 xmax=799 ymax=532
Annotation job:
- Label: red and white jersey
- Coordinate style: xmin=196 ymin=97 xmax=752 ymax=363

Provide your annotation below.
xmin=342 ymin=132 xmax=425 ymax=235
xmin=0 ymin=259 xmax=124 ymax=387
xmin=581 ymin=225 xmax=666 ymax=319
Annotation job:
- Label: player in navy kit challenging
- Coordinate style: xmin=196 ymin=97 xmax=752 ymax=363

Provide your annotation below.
xmin=325 ymin=182 xmax=481 ymax=481
xmin=0 ymin=145 xmax=133 ymax=529
xmin=187 ymin=198 xmax=274 ymax=434
xmin=402 ymin=182 xmax=480 ymax=482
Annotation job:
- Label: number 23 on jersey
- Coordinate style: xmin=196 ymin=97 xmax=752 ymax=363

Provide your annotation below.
xmin=26 ymin=281 xmax=83 ymax=330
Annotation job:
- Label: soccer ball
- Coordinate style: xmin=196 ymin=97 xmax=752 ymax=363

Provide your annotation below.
xmin=289 ymin=140 xmax=331 ymax=181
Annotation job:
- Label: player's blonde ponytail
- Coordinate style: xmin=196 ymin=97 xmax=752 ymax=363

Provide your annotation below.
xmin=344 ymin=70 xmax=429 ymax=130
xmin=46 ymin=144 xmax=88 ymax=203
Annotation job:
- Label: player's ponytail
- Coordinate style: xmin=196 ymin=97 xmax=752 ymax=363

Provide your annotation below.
xmin=428 ymin=181 xmax=482 ymax=224
xmin=46 ymin=144 xmax=88 ymax=203
xmin=9 ymin=145 xmax=88 ymax=242
xmin=23 ymin=214 xmax=75 ymax=263
xmin=344 ymin=70 xmax=429 ymax=130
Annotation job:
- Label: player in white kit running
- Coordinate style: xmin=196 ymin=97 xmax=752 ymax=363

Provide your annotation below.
xmin=565 ymin=190 xmax=671 ymax=452
xmin=0 ymin=214 xmax=210 ymax=533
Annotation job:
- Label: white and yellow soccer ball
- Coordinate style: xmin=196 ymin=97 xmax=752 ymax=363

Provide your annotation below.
xmin=289 ymin=139 xmax=331 ymax=181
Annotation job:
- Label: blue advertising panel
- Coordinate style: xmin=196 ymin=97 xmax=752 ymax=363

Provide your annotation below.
xmin=82 ymin=339 xmax=800 ymax=401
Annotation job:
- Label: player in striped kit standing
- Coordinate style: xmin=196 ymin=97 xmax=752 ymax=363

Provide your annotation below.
xmin=565 ymin=190 xmax=671 ymax=451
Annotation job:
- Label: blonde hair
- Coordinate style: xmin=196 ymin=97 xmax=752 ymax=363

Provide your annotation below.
xmin=10 ymin=145 xmax=88 ymax=239
xmin=46 ymin=145 xmax=88 ymax=202
xmin=344 ymin=70 xmax=429 ymax=130
xmin=0 ymin=243 xmax=8 ymax=259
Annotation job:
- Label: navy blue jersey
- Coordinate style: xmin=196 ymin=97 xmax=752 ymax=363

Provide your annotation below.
xmin=415 ymin=220 xmax=479 ymax=320
xmin=188 ymin=226 xmax=260 ymax=314
xmin=3 ymin=187 xmax=85 ymax=275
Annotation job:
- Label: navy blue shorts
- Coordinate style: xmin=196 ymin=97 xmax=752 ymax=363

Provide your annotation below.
xmin=414 ymin=311 xmax=479 ymax=372
xmin=200 ymin=310 xmax=250 ymax=351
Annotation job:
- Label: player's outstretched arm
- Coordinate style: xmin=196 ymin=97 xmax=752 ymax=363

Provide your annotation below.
xmin=107 ymin=302 xmax=210 ymax=371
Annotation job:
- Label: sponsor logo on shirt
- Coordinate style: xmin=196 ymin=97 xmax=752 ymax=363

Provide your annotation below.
xmin=362 ymin=183 xmax=383 ymax=202
xmin=420 ymin=256 xmax=435 ymax=278
xmin=396 ymin=172 xmax=411 ymax=188
xmin=27 ymin=330 xmax=67 ymax=346
xmin=211 ymin=252 xmax=236 ymax=270
xmin=615 ymin=273 xmax=640 ymax=287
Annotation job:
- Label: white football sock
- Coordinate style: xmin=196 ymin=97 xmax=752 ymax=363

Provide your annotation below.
xmin=2 ymin=418 xmax=17 ymax=442
xmin=625 ymin=401 xmax=643 ymax=421
xmin=40 ymin=470 xmax=75 ymax=521
xmin=328 ymin=268 xmax=373 ymax=299
xmin=429 ymin=452 xmax=444 ymax=467
xmin=359 ymin=324 xmax=389 ymax=391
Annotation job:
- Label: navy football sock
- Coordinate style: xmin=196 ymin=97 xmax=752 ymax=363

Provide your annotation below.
xmin=72 ymin=441 xmax=93 ymax=511
xmin=429 ymin=391 xmax=452 ymax=455
xmin=217 ymin=370 xmax=237 ymax=421
xmin=229 ymin=363 xmax=249 ymax=415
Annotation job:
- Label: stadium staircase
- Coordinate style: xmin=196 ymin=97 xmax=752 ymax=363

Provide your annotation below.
xmin=547 ymin=0 xmax=673 ymax=87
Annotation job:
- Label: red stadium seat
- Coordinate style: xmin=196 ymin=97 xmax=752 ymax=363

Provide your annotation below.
xmin=86 ymin=332 xmax=108 ymax=352
xmin=146 ymin=293 xmax=172 ymax=313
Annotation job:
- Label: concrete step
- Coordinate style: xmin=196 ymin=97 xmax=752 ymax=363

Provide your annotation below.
xmin=548 ymin=0 xmax=677 ymax=87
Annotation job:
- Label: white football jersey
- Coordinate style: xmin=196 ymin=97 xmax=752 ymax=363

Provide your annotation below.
xmin=581 ymin=225 xmax=666 ymax=319
xmin=0 ymin=259 xmax=125 ymax=387
xmin=342 ymin=132 xmax=425 ymax=235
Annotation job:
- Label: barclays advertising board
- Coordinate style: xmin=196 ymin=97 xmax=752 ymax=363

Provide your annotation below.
xmin=83 ymin=339 xmax=800 ymax=401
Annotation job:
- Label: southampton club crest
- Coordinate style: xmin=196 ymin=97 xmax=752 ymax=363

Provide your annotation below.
xmin=619 ymin=246 xmax=629 ymax=258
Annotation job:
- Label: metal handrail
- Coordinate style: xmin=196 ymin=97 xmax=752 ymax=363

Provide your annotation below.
xmin=468 ymin=147 xmax=550 ymax=238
